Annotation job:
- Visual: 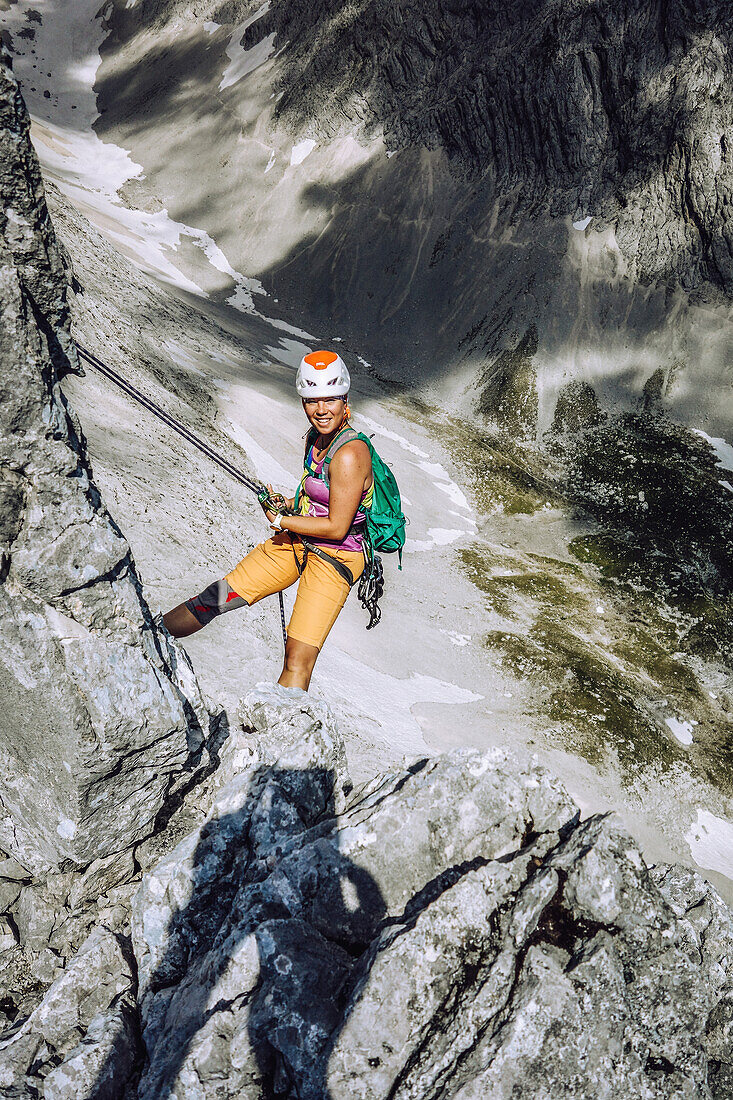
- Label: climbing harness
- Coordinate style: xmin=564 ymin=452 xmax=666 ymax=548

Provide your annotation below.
xmin=75 ymin=342 xmax=293 ymax=647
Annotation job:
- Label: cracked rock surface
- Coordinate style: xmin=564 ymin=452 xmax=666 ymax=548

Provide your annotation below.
xmin=0 ymin=43 xmax=216 ymax=873
xmin=130 ymin=695 xmax=733 ymax=1099
xmin=5 ymin=684 xmax=727 ymax=1099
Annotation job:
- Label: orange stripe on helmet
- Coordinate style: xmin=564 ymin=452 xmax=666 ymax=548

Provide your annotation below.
xmin=304 ymin=350 xmax=339 ymax=370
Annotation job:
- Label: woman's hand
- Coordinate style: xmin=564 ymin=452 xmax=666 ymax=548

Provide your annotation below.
xmin=260 ymin=484 xmax=291 ymax=526
xmin=275 ymin=441 xmax=372 ymax=542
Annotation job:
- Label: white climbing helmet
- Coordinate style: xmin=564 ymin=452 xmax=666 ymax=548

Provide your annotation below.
xmin=295 ymin=350 xmax=350 ymax=398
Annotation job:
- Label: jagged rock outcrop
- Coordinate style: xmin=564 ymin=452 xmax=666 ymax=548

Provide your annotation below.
xmin=262 ymin=0 xmax=733 ymax=293
xmin=90 ymin=0 xmax=733 ymax=428
xmin=4 ymin=685 xmax=732 ymax=1098
xmin=0 ymin=44 xmax=216 ymax=873
xmin=127 ymin=691 xmax=733 ymax=1099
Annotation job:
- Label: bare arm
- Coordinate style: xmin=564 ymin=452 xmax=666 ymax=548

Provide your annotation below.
xmin=264 ymin=441 xmax=372 ymax=541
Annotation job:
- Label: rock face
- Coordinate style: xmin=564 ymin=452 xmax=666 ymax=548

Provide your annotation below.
xmin=88 ymin=0 xmax=733 ymax=436
xmin=127 ymin=697 xmax=733 ymax=1099
xmin=38 ymin=685 xmax=724 ymax=1100
xmin=0 ymin=924 xmax=138 ymax=1098
xmin=258 ymin=0 xmax=733 ymax=296
xmin=0 ymin=44 xmax=215 ymax=873
xmin=2 ymin=686 xmax=733 ymax=1097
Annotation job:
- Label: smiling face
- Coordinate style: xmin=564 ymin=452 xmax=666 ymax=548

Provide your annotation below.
xmin=302 ymin=394 xmax=347 ymax=437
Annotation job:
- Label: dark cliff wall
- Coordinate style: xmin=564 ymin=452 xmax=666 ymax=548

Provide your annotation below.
xmin=74 ymin=0 xmax=733 ymax=425
xmin=264 ymin=0 xmax=733 ymax=294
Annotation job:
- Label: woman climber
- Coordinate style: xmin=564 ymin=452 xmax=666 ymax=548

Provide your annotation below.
xmin=162 ymin=351 xmax=373 ymax=691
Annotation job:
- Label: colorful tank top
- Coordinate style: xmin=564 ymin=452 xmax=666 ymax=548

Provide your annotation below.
xmin=297 ymin=437 xmax=373 ymax=552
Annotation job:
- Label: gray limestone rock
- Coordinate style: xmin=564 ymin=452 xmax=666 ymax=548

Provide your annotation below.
xmin=122 ymin=685 xmax=733 ymax=1100
xmin=67 ymin=849 xmax=137 ymax=913
xmin=0 ymin=925 xmax=137 ymax=1093
xmin=42 ymin=997 xmax=138 ymax=1100
xmin=0 ymin=689 xmax=730 ymax=1098
xmin=0 ymin=880 xmax=20 ymax=914
xmin=0 ymin=45 xmax=217 ymax=873
xmin=130 ymin=686 xmax=583 ymax=1099
xmin=0 ymin=858 xmax=31 ymax=883
xmin=15 ymin=885 xmax=58 ymax=953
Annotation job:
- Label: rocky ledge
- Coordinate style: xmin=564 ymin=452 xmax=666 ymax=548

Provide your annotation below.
xmin=0 ymin=684 xmax=731 ymax=1099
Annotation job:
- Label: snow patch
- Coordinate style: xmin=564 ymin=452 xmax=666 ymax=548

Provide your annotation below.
xmin=405 ymin=528 xmax=466 ymax=553
xmin=665 ymin=716 xmax=697 ymax=746
xmin=162 ymin=340 xmax=205 ymax=377
xmin=265 ymin=150 xmax=276 ymax=174
xmin=290 ymin=139 xmax=317 ymax=167
xmin=264 ymin=316 xmax=315 ymax=340
xmin=435 ymin=480 xmax=473 ymax=514
xmin=204 ymin=21 xmax=221 ymax=34
xmin=441 ymin=630 xmax=471 ymax=647
xmin=693 ymin=429 xmax=733 ymax=473
xmin=56 ymin=818 xmax=77 ymax=839
xmin=573 ymin=216 xmax=593 ymax=231
xmin=220 ymin=31 xmax=276 ymax=90
xmin=356 ymin=415 xmax=429 ymax=459
xmin=265 ymin=338 xmax=313 ymax=368
xmin=416 ymin=460 xmax=473 ymax=515
xmin=66 ymin=55 xmax=100 ymax=87
xmin=687 ymin=809 xmax=733 ymax=880
xmin=227 ymin=283 xmax=261 ymax=313
xmin=30 ymin=117 xmax=242 ymax=298
xmin=6 ymin=1 xmax=264 ymax=309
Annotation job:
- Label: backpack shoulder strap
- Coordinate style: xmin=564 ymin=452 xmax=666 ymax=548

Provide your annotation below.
xmin=294 ymin=427 xmax=319 ymax=512
xmin=303 ymin=427 xmax=319 ymax=465
xmin=321 ymin=427 xmax=361 ymax=485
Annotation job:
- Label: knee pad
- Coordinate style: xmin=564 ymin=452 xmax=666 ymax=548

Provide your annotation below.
xmin=185 ymin=579 xmax=247 ymax=625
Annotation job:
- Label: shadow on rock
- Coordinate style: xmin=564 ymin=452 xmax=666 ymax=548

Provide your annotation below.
xmin=79 ymin=685 xmax=733 ymax=1100
xmin=98 ymin=757 xmax=386 ymax=1098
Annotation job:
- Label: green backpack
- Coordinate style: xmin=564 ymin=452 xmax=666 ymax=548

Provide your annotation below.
xmin=297 ymin=426 xmax=406 ymax=567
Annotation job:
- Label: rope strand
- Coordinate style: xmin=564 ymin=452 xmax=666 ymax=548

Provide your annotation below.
xmin=75 ymin=342 xmax=288 ymax=648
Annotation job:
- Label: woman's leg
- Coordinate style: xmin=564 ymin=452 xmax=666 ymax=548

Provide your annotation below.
xmin=278 ymin=636 xmax=320 ymax=691
xmin=163 ymin=535 xmax=301 ymax=640
xmin=282 ymin=546 xmax=365 ymax=689
xmin=163 ymin=603 xmax=206 ymax=638
xmin=163 ymin=578 xmax=248 ymax=638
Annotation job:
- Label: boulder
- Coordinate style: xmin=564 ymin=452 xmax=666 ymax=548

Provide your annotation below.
xmin=122 ymin=691 xmax=733 ymax=1099
xmin=130 ymin=686 xmax=580 ymax=1098
xmin=0 ymin=690 xmax=730 ymax=1098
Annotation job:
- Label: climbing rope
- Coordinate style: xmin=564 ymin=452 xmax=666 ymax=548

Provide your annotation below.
xmin=75 ymin=342 xmax=289 ymax=648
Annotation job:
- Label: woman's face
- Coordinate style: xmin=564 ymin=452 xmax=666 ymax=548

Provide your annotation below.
xmin=302 ymin=395 xmax=347 ymax=436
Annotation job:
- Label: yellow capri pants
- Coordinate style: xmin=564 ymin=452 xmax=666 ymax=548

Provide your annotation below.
xmin=224 ymin=532 xmax=365 ymax=650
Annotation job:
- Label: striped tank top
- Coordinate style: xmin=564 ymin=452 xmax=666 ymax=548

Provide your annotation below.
xmin=297 ymin=436 xmax=373 ymax=552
